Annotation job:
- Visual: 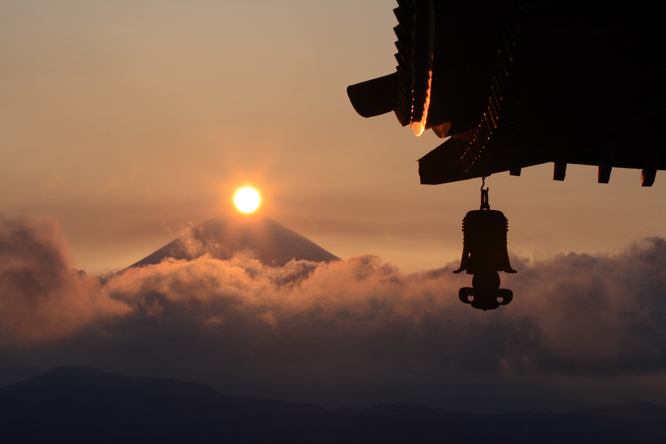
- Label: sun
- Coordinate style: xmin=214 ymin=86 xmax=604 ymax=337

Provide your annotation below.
xmin=234 ymin=187 xmax=261 ymax=213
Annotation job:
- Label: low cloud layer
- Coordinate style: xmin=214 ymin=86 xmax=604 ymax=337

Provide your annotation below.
xmin=1 ymin=214 xmax=666 ymax=412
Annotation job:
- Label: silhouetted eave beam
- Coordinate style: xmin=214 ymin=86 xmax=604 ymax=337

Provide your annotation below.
xmin=598 ymin=165 xmax=612 ymax=184
xmin=553 ymin=161 xmax=567 ymax=181
xmin=346 ymin=73 xmax=398 ymax=118
xmin=642 ymin=168 xmax=656 ymax=187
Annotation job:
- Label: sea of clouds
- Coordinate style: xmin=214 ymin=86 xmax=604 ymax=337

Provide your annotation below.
xmin=2 ymin=214 xmax=665 ymax=412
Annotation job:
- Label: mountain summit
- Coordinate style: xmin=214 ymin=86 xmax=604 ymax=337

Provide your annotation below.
xmin=129 ymin=217 xmax=339 ymax=268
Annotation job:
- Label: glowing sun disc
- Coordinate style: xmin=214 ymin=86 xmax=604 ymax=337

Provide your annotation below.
xmin=234 ymin=187 xmax=261 ymax=213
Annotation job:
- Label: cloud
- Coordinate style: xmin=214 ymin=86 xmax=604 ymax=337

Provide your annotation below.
xmin=100 ymin=242 xmax=666 ymax=377
xmin=505 ymin=242 xmax=666 ymax=374
xmin=0 ymin=214 xmax=130 ymax=346
xmin=1 ymin=213 xmax=666 ymax=411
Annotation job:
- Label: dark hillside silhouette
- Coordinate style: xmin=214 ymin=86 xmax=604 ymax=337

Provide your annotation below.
xmin=1 ymin=367 xmax=664 ymax=443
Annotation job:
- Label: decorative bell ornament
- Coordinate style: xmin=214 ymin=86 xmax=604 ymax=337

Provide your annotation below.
xmin=455 ymin=181 xmax=516 ymax=310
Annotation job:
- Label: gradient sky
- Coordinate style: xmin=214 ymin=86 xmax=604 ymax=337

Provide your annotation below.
xmin=2 ymin=0 xmax=666 ymax=413
xmin=3 ymin=0 xmax=665 ymax=274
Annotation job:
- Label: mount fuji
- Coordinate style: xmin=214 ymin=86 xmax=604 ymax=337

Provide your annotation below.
xmin=128 ymin=216 xmax=339 ymax=268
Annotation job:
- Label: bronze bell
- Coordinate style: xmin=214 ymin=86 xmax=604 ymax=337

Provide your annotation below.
xmin=455 ymin=186 xmax=516 ymax=310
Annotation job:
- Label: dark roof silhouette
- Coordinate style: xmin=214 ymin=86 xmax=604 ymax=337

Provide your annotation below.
xmin=348 ymin=2 xmax=666 ymax=185
xmin=128 ymin=216 xmax=339 ymax=269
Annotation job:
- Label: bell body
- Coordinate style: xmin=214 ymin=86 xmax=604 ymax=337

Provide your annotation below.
xmin=455 ymin=207 xmax=516 ymax=310
xmin=454 ymin=209 xmax=516 ymax=275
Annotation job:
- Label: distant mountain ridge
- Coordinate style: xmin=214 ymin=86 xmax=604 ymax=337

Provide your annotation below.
xmin=128 ymin=216 xmax=339 ymax=269
xmin=1 ymin=366 xmax=664 ymax=444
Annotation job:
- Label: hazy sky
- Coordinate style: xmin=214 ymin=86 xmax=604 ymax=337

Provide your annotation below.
xmin=2 ymin=0 xmax=666 ymax=413
xmin=2 ymin=0 xmax=665 ymax=274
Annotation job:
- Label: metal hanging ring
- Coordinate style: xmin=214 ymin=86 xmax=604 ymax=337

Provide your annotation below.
xmin=480 ymin=177 xmax=489 ymax=210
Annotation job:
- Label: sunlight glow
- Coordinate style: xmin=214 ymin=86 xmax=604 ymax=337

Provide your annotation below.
xmin=234 ymin=187 xmax=261 ymax=213
xmin=411 ymin=67 xmax=433 ymax=136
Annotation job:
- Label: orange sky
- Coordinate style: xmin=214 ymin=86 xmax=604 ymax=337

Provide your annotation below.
xmin=2 ymin=0 xmax=665 ymax=275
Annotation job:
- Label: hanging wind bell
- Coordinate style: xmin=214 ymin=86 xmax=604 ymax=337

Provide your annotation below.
xmin=455 ymin=179 xmax=516 ymax=310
